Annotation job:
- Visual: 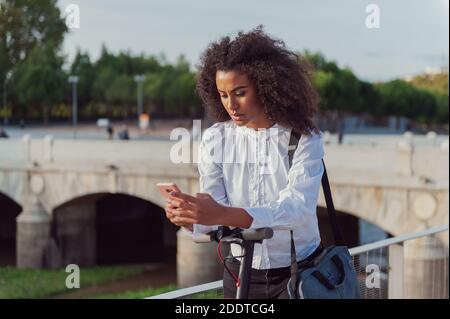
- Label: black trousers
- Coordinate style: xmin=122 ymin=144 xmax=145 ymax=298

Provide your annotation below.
xmin=223 ymin=243 xmax=324 ymax=299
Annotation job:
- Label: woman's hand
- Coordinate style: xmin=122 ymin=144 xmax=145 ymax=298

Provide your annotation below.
xmin=167 ymin=192 xmax=226 ymax=226
xmin=165 ymin=200 xmax=193 ymax=231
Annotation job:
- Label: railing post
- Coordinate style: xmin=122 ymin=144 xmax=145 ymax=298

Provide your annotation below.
xmin=44 ymin=134 xmax=54 ymax=162
xmin=21 ymin=134 xmax=31 ymax=161
xmin=388 ymin=244 xmax=404 ymax=299
xmin=396 ymin=137 xmax=414 ymax=176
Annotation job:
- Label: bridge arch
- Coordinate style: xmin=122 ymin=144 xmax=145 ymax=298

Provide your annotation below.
xmin=50 ymin=192 xmax=178 ymax=267
xmin=316 ymin=206 xmax=392 ymax=248
xmin=319 ymin=185 xmax=419 ymax=238
xmin=0 ymin=192 xmax=22 ymax=265
xmin=0 ymin=183 xmax=22 ymax=206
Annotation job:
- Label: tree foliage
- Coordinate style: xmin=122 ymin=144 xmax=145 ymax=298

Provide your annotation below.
xmin=304 ymin=51 xmax=447 ymax=125
xmin=13 ymin=43 xmax=66 ymax=123
xmin=0 ymin=0 xmax=67 ymax=122
xmin=0 ymin=0 xmax=66 ymax=74
xmin=0 ymin=4 xmax=447 ymax=126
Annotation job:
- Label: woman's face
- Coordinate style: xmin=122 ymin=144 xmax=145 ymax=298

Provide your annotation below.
xmin=216 ymin=70 xmax=274 ymax=130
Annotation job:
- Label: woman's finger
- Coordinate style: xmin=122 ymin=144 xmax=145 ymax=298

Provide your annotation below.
xmin=169 ymin=198 xmax=188 ymax=208
xmin=167 ymin=199 xmax=196 ymax=212
xmin=166 ymin=208 xmax=193 ymax=225
xmin=170 ymin=192 xmax=198 ymax=204
xmin=176 ymin=200 xmax=196 ymax=211
xmin=172 ymin=215 xmax=197 ymax=225
xmin=166 ymin=202 xmax=178 ymax=209
xmin=165 ymin=207 xmax=182 ymax=218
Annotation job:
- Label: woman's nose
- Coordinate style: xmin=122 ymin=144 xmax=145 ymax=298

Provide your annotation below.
xmin=227 ymin=97 xmax=239 ymax=111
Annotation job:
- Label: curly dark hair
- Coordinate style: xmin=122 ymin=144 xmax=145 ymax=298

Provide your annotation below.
xmin=196 ymin=26 xmax=319 ymax=135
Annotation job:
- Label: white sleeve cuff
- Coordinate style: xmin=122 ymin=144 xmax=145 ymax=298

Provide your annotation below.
xmin=244 ymin=206 xmax=274 ymax=229
xmin=193 ymin=224 xmax=219 ymax=236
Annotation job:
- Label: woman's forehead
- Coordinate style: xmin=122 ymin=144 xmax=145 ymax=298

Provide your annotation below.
xmin=215 ymin=70 xmax=250 ymax=89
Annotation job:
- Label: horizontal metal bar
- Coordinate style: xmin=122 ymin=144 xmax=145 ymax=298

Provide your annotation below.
xmin=146 ymin=280 xmax=223 ymax=299
xmin=349 ymin=224 xmax=448 ymax=255
xmin=148 ymin=225 xmax=448 ymax=299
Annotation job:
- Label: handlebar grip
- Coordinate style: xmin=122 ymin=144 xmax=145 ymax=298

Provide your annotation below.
xmin=241 ymin=228 xmax=273 ymax=241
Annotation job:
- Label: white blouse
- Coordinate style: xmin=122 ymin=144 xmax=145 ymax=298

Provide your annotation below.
xmin=194 ymin=120 xmax=324 ymax=269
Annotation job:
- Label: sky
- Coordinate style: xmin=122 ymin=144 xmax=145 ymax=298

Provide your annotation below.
xmin=57 ymin=0 xmax=449 ymax=82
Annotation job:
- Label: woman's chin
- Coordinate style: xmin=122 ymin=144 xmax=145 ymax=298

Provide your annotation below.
xmin=230 ymin=116 xmax=248 ymax=125
xmin=233 ymin=120 xmax=249 ymax=126
xmin=233 ymin=119 xmax=245 ymax=124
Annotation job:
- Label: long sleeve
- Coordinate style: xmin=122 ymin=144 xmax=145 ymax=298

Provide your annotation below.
xmin=193 ymin=123 xmax=229 ymax=235
xmin=243 ymin=132 xmax=324 ymax=230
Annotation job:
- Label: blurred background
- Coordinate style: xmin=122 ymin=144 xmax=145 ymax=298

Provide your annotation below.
xmin=0 ymin=0 xmax=448 ymax=299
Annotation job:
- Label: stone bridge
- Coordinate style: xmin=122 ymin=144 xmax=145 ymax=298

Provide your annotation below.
xmin=0 ymin=135 xmax=448 ymax=286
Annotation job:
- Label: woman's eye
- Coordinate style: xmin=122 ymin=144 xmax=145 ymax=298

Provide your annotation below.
xmin=235 ymin=92 xmax=245 ymax=97
xmin=220 ymin=95 xmax=228 ymax=99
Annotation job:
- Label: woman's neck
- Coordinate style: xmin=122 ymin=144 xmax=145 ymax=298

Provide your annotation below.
xmin=245 ymin=119 xmax=276 ymax=131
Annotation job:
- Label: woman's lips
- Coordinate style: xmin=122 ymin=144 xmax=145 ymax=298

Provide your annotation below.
xmin=231 ymin=113 xmax=245 ymax=121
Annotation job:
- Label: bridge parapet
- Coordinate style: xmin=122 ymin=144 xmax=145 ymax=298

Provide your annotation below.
xmin=0 ymin=136 xmax=448 ymax=274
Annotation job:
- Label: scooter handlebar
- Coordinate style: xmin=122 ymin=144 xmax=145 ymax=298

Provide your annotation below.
xmin=193 ymin=227 xmax=273 ymax=243
xmin=241 ymin=227 xmax=273 ymax=241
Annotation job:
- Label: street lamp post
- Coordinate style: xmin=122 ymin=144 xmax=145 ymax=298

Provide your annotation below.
xmin=2 ymin=71 xmax=12 ymax=126
xmin=134 ymin=74 xmax=146 ymax=125
xmin=68 ymin=75 xmax=79 ymax=139
xmin=2 ymin=77 xmax=6 ymax=126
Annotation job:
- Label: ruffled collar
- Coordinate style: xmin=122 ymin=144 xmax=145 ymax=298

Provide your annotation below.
xmin=230 ymin=121 xmax=288 ymax=135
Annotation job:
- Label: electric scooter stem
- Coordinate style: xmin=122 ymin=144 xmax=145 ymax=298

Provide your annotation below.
xmin=237 ymin=241 xmax=254 ymax=299
xmin=194 ymin=227 xmax=273 ymax=299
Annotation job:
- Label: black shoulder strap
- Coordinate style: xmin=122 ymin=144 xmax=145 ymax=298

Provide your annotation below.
xmin=288 ymin=130 xmax=344 ymax=296
xmin=288 ymin=130 xmax=343 ymax=246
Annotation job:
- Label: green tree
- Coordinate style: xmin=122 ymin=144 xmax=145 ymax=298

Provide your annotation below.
xmin=0 ymin=0 xmax=67 ymax=121
xmin=70 ymin=50 xmax=95 ymax=110
xmin=105 ymin=74 xmax=134 ymax=119
xmin=142 ymin=55 xmax=200 ymax=118
xmin=306 ymin=51 xmax=363 ymax=115
xmin=312 ymin=70 xmax=334 ymax=111
xmin=0 ymin=0 xmax=67 ymax=77
xmin=303 ymin=50 xmax=339 ymax=74
xmin=359 ymin=80 xmax=381 ymax=116
xmin=144 ymin=71 xmax=168 ymax=116
xmin=312 ymin=66 xmax=362 ymax=133
xmin=376 ymin=80 xmax=415 ymax=118
xmin=376 ymin=80 xmax=438 ymax=125
xmin=409 ymin=72 xmax=449 ymax=95
xmin=13 ymin=43 xmax=66 ymax=123
xmin=409 ymin=71 xmax=449 ymax=125
xmin=434 ymin=92 xmax=449 ymax=124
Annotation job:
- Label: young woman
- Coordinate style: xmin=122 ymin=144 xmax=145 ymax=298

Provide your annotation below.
xmin=165 ymin=26 xmax=324 ymax=299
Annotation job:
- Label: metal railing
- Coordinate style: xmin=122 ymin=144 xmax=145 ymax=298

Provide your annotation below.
xmin=147 ymin=225 xmax=449 ymax=299
xmin=351 ymin=224 xmax=448 ymax=299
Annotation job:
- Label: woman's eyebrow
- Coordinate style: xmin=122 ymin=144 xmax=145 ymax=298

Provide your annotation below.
xmin=217 ymin=85 xmax=248 ymax=93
